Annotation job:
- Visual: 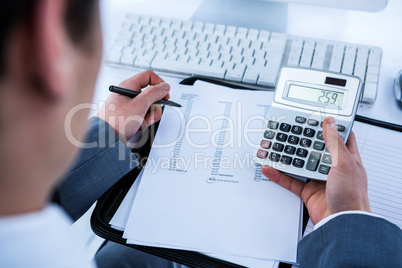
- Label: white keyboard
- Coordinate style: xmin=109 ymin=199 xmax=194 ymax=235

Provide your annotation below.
xmin=106 ymin=13 xmax=382 ymax=104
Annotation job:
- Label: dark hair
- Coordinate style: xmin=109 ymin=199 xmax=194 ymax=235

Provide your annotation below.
xmin=0 ymin=0 xmax=97 ymax=75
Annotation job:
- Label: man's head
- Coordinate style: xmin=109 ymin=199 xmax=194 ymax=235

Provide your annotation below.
xmin=0 ymin=0 xmax=102 ymax=215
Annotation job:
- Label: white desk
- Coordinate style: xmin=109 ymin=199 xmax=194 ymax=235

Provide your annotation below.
xmin=95 ymin=0 xmax=402 ymax=125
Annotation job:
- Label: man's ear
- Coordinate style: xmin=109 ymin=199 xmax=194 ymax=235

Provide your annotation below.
xmin=33 ymin=0 xmax=72 ymax=101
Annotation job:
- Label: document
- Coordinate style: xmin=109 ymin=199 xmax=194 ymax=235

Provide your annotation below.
xmin=353 ymin=121 xmax=402 ymax=229
xmin=112 ymin=174 xmax=279 ymax=268
xmin=122 ymin=82 xmax=303 ymax=264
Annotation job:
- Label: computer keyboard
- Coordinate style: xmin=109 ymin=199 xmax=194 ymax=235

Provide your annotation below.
xmin=106 ymin=13 xmax=382 ymax=104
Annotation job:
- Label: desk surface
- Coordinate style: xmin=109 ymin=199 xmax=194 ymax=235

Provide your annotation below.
xmin=94 ymin=0 xmax=402 ymax=125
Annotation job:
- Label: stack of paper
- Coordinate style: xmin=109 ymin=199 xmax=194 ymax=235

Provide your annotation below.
xmin=110 ymin=81 xmax=303 ymax=267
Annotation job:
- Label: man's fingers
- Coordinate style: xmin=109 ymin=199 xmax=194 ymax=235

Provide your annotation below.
xmin=135 ymin=82 xmax=170 ymax=111
xmin=261 ymin=165 xmax=305 ymax=198
xmin=118 ymin=70 xmax=165 ymax=92
xmin=144 ymin=104 xmax=163 ymax=127
xmin=322 ymin=117 xmax=348 ymax=167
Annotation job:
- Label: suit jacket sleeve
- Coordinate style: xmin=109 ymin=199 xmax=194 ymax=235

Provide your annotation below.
xmin=298 ymin=214 xmax=402 ymax=267
xmin=53 ymin=117 xmax=138 ymax=221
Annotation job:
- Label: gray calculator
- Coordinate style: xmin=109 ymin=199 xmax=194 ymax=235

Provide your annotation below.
xmin=253 ymin=67 xmax=362 ymax=181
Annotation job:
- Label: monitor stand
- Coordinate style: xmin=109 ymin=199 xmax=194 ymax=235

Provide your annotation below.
xmin=191 ymin=0 xmax=288 ymax=33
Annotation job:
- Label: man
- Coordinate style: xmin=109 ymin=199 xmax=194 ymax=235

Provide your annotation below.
xmin=0 ymin=0 xmax=173 ymax=266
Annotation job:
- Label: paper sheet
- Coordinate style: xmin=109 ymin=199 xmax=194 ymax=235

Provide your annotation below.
xmin=123 ymin=82 xmax=302 ymax=263
xmin=109 ymin=169 xmax=144 ymax=231
xmin=111 ymin=176 xmax=279 ymax=268
xmin=353 ymin=121 xmax=402 ymax=229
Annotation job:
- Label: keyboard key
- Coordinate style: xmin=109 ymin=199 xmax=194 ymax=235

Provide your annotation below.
xmin=268 ymin=120 xmax=279 ymax=129
xmin=322 ymin=154 xmax=332 ymax=164
xmin=279 ymin=123 xmax=291 ymax=132
xmin=306 ymin=152 xmax=321 ymax=171
xmin=242 ymin=68 xmax=259 ymax=84
xmin=318 ymin=164 xmax=331 ymax=175
xmin=361 ymin=82 xmax=377 ymax=103
xmin=260 ymin=140 xmax=271 ymax=149
xmin=291 ymin=125 xmax=303 ymax=135
xmin=263 ymin=130 xmax=275 ymax=139
xmin=303 ymin=128 xmax=315 ymax=137
xmin=284 ymin=145 xmax=296 ymax=155
xmin=296 ymin=148 xmax=308 ymax=158
xmin=276 ymin=133 xmax=288 ymax=142
xmin=295 ymin=116 xmax=306 ymax=124
xmin=300 ymin=138 xmax=312 ymax=148
xmin=292 ymin=158 xmax=305 ymax=168
xmin=257 ymin=73 xmax=277 ymax=87
xmin=281 ymin=155 xmax=292 ymax=165
xmin=307 ymin=119 xmax=319 ymax=126
xmin=269 ymin=152 xmax=281 ymax=162
xmin=256 ymin=149 xmax=268 ymax=159
xmin=225 ymin=63 xmax=246 ymax=82
xmin=317 ymin=131 xmax=324 ymax=140
xmin=313 ymin=141 xmax=325 ymax=151
xmin=288 ymin=135 xmax=300 ymax=145
xmin=272 ymin=142 xmax=284 ymax=152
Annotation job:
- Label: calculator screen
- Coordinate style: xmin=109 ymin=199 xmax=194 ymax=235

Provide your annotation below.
xmin=287 ymin=84 xmax=344 ymax=107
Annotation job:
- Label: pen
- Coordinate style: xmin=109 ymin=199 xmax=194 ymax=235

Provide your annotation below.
xmin=109 ymin=85 xmax=182 ymax=107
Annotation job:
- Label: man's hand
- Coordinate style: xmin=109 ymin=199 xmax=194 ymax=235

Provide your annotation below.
xmin=261 ymin=117 xmax=370 ymax=224
xmin=97 ymin=70 xmax=170 ymax=145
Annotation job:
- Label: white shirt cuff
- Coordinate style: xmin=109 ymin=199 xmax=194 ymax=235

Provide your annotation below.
xmin=313 ymin=210 xmax=384 ymax=230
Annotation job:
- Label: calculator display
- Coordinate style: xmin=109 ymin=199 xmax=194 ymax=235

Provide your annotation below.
xmin=287 ymin=85 xmax=344 ymax=107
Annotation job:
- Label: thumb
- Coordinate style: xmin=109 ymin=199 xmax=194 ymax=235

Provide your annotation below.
xmin=322 ymin=116 xmax=347 ymax=167
xmin=137 ymin=82 xmax=170 ymax=109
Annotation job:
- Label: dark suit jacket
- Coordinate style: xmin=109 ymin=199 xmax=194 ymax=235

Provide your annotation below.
xmin=298 ymin=213 xmax=402 ymax=267
xmin=53 ymin=117 xmax=136 ymax=221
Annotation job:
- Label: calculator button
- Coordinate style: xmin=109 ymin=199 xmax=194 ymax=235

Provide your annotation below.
xmin=257 ymin=149 xmax=268 ymax=159
xmin=336 ymin=124 xmax=345 ymax=132
xmin=260 ymin=140 xmax=271 ymax=149
xmin=300 ymin=138 xmax=312 ymax=148
xmin=279 ymin=123 xmax=291 ymax=132
xmin=295 ymin=116 xmax=306 ymax=124
xmin=288 ymin=135 xmax=300 ymax=145
xmin=307 ymin=119 xmax=319 ymax=126
xmin=268 ymin=120 xmax=279 ymax=129
xmin=313 ymin=141 xmax=325 ymax=151
xmin=272 ymin=142 xmax=284 ymax=152
xmin=296 ymin=148 xmax=308 ymax=158
xmin=292 ymin=158 xmax=305 ymax=168
xmin=276 ymin=133 xmax=288 ymax=142
xmin=318 ymin=164 xmax=331 ymax=175
xmin=269 ymin=152 xmax=281 ymax=162
xmin=317 ymin=131 xmax=324 ymax=140
xmin=303 ymin=128 xmax=315 ymax=137
xmin=322 ymin=154 xmax=332 ymax=164
xmin=284 ymin=145 xmax=296 ymax=155
xmin=264 ymin=130 xmax=275 ymax=139
xmin=306 ymin=152 xmax=321 ymax=171
xmin=281 ymin=155 xmax=292 ymax=165
xmin=291 ymin=125 xmax=303 ymax=135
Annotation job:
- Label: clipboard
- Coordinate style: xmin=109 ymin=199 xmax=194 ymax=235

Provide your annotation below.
xmin=91 ymin=77 xmax=401 ymax=268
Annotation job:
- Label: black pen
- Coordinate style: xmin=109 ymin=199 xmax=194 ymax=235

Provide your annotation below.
xmin=109 ymin=85 xmax=182 ymax=107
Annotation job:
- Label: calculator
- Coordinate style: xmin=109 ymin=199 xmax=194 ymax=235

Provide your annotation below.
xmin=253 ymin=67 xmax=362 ymax=181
